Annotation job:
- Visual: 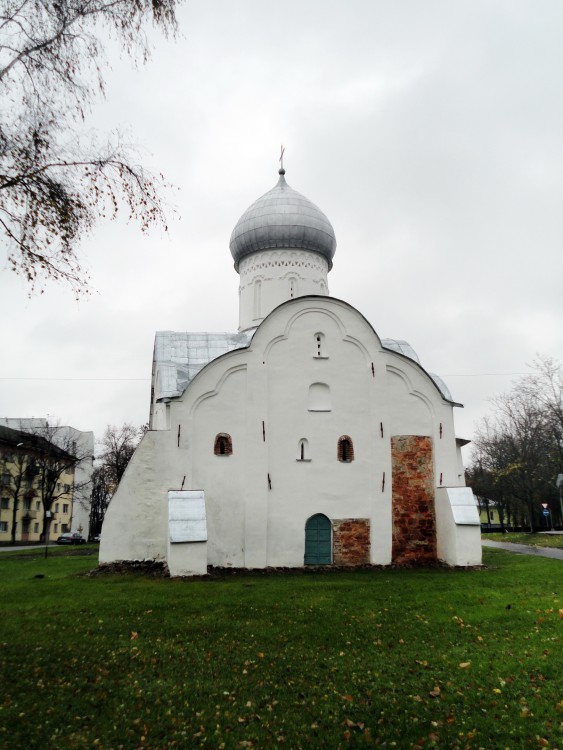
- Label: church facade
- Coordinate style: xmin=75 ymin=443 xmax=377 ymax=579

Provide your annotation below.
xmin=99 ymin=168 xmax=481 ymax=575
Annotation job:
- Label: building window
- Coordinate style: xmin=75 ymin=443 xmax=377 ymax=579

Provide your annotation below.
xmin=1 ymin=474 xmax=10 ymax=486
xmin=35 ymin=501 xmax=40 ymax=511
xmin=314 ymin=332 xmax=327 ymax=358
xmin=214 ymin=433 xmax=233 ymax=456
xmin=62 ymin=524 xmax=68 ymax=533
xmin=55 ymin=504 xmax=59 ymax=513
xmin=297 ymin=438 xmax=311 ymax=461
xmin=337 ymin=436 xmax=354 ymax=462
xmin=64 ymin=484 xmax=70 ymax=494
xmin=23 ymin=499 xmax=31 ymax=511
xmin=0 ymin=521 xmax=8 ymax=533
xmin=33 ymin=523 xmax=39 ymax=533
xmin=1 ymin=498 xmax=9 ymax=509
xmin=53 ymin=524 xmax=58 ymax=533
xmin=63 ymin=504 xmax=69 ymax=514
xmin=288 ymin=276 xmax=297 ymax=298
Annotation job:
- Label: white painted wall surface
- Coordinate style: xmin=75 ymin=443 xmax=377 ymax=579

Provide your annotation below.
xmin=100 ymin=431 xmax=176 ymax=563
xmin=238 ymin=250 xmax=329 ymax=331
xmin=101 ymin=296 xmax=479 ymax=573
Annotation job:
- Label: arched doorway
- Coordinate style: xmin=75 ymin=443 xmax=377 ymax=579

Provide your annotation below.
xmin=304 ymin=514 xmax=332 ymax=565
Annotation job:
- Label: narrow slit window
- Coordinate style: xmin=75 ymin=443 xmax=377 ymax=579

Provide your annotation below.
xmin=214 ymin=433 xmax=233 ymax=456
xmin=253 ymin=280 xmax=262 ymax=319
xmin=314 ymin=332 xmax=327 ymax=358
xmin=297 ymin=438 xmax=310 ymax=461
xmin=289 ymin=277 xmax=297 ymax=298
xmin=337 ymin=435 xmax=354 ymax=462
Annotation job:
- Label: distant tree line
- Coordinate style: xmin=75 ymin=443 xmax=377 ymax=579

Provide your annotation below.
xmin=466 ymin=356 xmax=562 ymax=531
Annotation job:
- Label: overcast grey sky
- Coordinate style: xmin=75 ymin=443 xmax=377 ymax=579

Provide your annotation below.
xmin=1 ymin=0 xmax=562 ymax=460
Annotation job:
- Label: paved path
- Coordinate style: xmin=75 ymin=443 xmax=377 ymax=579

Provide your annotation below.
xmin=482 ymin=540 xmax=563 ymax=560
xmin=0 ymin=543 xmax=57 ymax=553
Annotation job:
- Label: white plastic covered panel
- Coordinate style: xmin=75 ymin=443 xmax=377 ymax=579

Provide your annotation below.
xmin=445 ymin=487 xmax=480 ymax=526
xmin=154 ymin=330 xmax=255 ymax=401
xmin=168 ymin=490 xmax=207 ymax=543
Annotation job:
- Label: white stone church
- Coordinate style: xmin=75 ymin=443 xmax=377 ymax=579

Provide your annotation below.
xmin=100 ymin=168 xmax=481 ymax=575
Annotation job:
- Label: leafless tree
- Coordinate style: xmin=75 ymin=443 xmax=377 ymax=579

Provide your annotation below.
xmin=88 ymin=423 xmax=142 ymax=535
xmin=21 ymin=421 xmax=92 ymax=541
xmin=0 ymin=420 xmax=92 ymax=543
xmin=88 ymin=464 xmax=112 ymax=540
xmin=0 ymin=0 xmax=182 ymax=296
xmin=519 ymin=356 xmax=563 ymax=473
xmin=468 ymin=358 xmax=562 ymax=529
xmin=98 ymin=423 xmax=142 ymax=485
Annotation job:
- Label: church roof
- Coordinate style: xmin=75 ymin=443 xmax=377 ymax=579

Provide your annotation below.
xmin=229 ymin=170 xmax=337 ymax=271
xmin=152 ymin=330 xmax=454 ymax=403
xmin=381 ymin=338 xmax=453 ymax=401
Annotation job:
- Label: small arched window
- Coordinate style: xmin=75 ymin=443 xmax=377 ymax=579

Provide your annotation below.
xmin=297 ymin=438 xmax=310 ymax=461
xmin=288 ymin=276 xmax=297 ymax=298
xmin=337 ymin=435 xmax=354 ymax=462
xmin=214 ymin=433 xmax=233 ymax=456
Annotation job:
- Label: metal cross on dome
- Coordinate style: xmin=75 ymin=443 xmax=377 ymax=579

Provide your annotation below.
xmin=279 ymin=144 xmax=285 ymax=171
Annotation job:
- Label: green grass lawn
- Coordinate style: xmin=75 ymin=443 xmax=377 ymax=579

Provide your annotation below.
xmin=0 ymin=551 xmax=561 ymax=750
xmin=481 ymin=533 xmax=563 ymax=550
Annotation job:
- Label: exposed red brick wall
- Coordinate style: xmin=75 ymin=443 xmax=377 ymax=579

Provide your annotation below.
xmin=391 ymin=435 xmax=437 ymax=564
xmin=333 ymin=519 xmax=370 ymax=565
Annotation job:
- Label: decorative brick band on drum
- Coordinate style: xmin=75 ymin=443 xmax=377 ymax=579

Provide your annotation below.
xmin=391 ymin=435 xmax=437 ymax=564
xmin=332 ymin=518 xmax=371 ymax=565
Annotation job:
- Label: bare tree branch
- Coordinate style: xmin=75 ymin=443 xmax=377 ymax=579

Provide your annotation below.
xmin=0 ymin=0 xmax=182 ymax=295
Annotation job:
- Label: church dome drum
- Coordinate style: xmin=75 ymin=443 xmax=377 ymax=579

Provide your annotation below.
xmin=229 ymin=170 xmax=337 ymax=271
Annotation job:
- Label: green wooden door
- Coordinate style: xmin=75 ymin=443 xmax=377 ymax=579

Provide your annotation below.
xmin=304 ymin=514 xmax=332 ymax=565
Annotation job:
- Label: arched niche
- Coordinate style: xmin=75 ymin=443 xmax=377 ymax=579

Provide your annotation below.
xmin=308 ymin=382 xmax=331 ymax=412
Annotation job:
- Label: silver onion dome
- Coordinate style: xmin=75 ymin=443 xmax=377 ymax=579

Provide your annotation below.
xmin=229 ymin=170 xmax=337 ymax=271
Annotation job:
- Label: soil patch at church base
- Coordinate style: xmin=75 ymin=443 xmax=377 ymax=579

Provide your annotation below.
xmin=90 ymin=558 xmax=482 ymax=580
